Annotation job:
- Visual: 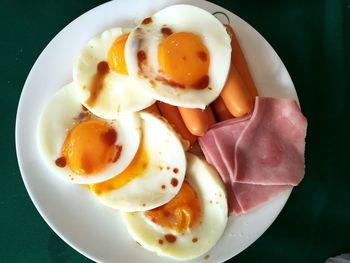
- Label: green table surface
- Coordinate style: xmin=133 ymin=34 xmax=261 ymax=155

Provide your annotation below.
xmin=1 ymin=0 xmax=349 ymax=262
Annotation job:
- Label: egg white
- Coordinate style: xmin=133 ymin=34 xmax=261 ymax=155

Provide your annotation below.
xmin=91 ymin=112 xmax=187 ymax=212
xmin=125 ymin=5 xmax=232 ymax=109
xmin=37 ymin=83 xmax=142 ymax=184
xmin=122 ymin=153 xmax=228 ymax=260
xmin=73 ymin=27 xmax=155 ymax=119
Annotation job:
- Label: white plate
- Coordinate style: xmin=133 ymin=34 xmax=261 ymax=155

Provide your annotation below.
xmin=16 ymin=0 xmax=298 ymax=262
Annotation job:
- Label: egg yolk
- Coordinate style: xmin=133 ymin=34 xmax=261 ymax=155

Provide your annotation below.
xmin=144 ymin=180 xmax=201 ymax=234
xmin=89 ymin=139 xmax=148 ymax=194
xmin=62 ymin=119 xmax=118 ymax=175
xmin=158 ymin=32 xmax=210 ymax=88
xmin=107 ymin=33 xmax=129 ymax=75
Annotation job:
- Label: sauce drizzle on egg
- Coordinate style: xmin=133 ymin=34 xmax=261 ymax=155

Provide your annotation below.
xmin=171 ymin=178 xmax=178 ymax=187
xmin=85 ymin=61 xmax=110 ymax=107
xmin=142 ymin=17 xmax=152 ymax=25
xmin=55 ymin=156 xmax=66 ymax=168
xmin=164 ymin=234 xmax=177 ymax=243
xmin=161 ymin=27 xmax=173 ymax=36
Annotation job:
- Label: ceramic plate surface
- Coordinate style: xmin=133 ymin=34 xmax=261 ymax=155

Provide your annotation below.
xmin=16 ymin=0 xmax=298 ymax=262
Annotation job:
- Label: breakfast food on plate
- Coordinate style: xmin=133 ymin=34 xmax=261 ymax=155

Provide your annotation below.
xmin=224 ymin=25 xmax=258 ymax=99
xmin=219 ymin=24 xmax=257 ymax=117
xmin=37 ymin=83 xmax=142 ymax=184
xmin=124 ymin=5 xmax=231 ymax=109
xmin=211 ymin=96 xmax=233 ymax=121
xmin=156 ymin=102 xmax=198 ymax=144
xmin=178 ymin=106 xmax=216 ymax=136
xmin=89 ymin=112 xmax=187 ymax=212
xmin=37 ymin=3 xmax=308 ymax=261
xmin=199 ymin=97 xmax=308 ymax=215
xmin=73 ymin=28 xmax=155 ymax=119
xmin=122 ymin=153 xmax=227 ymax=260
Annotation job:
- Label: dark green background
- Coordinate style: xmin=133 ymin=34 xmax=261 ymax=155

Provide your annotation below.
xmin=1 ymin=0 xmax=349 ymax=262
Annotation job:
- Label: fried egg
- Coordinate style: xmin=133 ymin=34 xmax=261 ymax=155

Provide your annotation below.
xmin=73 ymin=27 xmax=155 ymax=119
xmin=38 ymin=83 xmax=141 ymax=184
xmin=125 ymin=5 xmax=231 ymax=109
xmin=122 ymin=153 xmax=228 ymax=260
xmin=89 ymin=112 xmax=187 ymax=212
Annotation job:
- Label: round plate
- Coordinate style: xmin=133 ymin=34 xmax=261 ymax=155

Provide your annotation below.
xmin=16 ymin=0 xmax=298 ymax=262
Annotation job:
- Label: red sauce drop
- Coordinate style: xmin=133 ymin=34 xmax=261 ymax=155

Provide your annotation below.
xmin=166 ymin=79 xmax=185 ymax=89
xmin=193 ymin=75 xmax=209 ymax=89
xmin=55 ymin=157 xmax=66 ymax=168
xmin=112 ymin=145 xmax=123 ymax=163
xmin=171 ymin=178 xmax=178 ymax=187
xmin=163 ymin=211 xmax=170 ymax=217
xmin=85 ymin=61 xmax=110 ymax=107
xmin=142 ymin=17 xmax=152 ymax=25
xmin=98 ymin=61 xmax=109 ymax=74
xmin=164 ymin=234 xmax=177 ymax=243
xmin=156 ymin=74 xmax=208 ymax=89
xmin=161 ymin=27 xmax=173 ymax=36
xmin=137 ymin=50 xmax=147 ymax=68
xmin=101 ymin=128 xmax=117 ymax=146
xmin=192 ymin=237 xmax=198 ymax=243
xmin=197 ymin=51 xmax=208 ymax=62
xmin=158 ymin=239 xmax=164 ymax=245
xmin=161 ymin=184 xmax=166 ymax=190
xmin=173 ymin=168 xmax=179 ymax=174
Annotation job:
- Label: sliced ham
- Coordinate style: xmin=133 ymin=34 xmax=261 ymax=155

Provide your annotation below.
xmin=233 ymin=183 xmax=292 ymax=213
xmin=213 ymin=117 xmax=249 ymax=182
xmin=199 ymin=130 xmax=242 ymax=215
xmin=234 ymin=97 xmax=307 ymax=185
xmin=198 ymin=97 xmax=307 ymax=215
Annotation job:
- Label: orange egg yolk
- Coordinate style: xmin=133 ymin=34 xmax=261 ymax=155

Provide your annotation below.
xmin=144 ymin=180 xmax=201 ymax=234
xmin=107 ymin=33 xmax=129 ymax=75
xmin=158 ymin=32 xmax=210 ymax=87
xmin=61 ymin=119 xmax=118 ymax=175
xmin=89 ymin=139 xmax=148 ymax=194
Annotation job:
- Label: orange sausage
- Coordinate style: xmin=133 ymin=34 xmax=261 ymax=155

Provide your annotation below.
xmin=156 ymin=102 xmax=197 ymax=144
xmin=220 ymin=65 xmax=254 ymax=117
xmin=225 ymin=24 xmax=258 ymax=97
xmin=144 ymin=103 xmax=160 ymax=115
xmin=178 ymin=106 xmax=216 ymax=136
xmin=211 ymin=96 xmax=233 ymax=121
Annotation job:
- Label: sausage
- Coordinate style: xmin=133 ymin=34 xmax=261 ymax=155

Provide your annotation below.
xmin=225 ymin=24 xmax=258 ymax=97
xmin=211 ymin=96 xmax=233 ymax=121
xmin=178 ymin=106 xmax=216 ymax=136
xmin=156 ymin=102 xmax=197 ymax=144
xmin=220 ymin=65 xmax=254 ymax=117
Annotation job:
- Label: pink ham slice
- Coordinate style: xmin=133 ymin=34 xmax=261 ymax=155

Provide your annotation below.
xmin=199 ymin=130 xmax=242 ymax=215
xmin=199 ymin=97 xmax=307 ymax=215
xmin=212 ymin=117 xmax=250 ymax=181
xmin=234 ymin=97 xmax=307 ymax=185
xmin=213 ymin=127 xmax=293 ymax=214
xmin=233 ymin=183 xmax=292 ymax=213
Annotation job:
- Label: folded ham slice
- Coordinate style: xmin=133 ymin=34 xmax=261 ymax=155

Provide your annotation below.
xmin=199 ymin=97 xmax=307 ymax=215
xmin=234 ymin=98 xmax=307 ymax=185
xmin=232 ymin=183 xmax=292 ymax=213
xmin=199 ymin=130 xmax=242 ymax=215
